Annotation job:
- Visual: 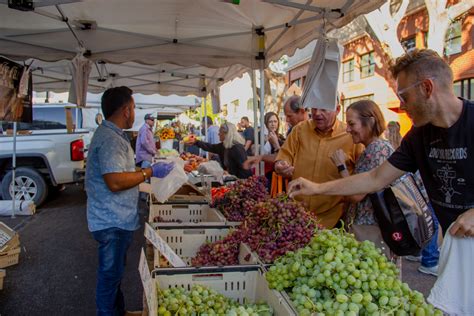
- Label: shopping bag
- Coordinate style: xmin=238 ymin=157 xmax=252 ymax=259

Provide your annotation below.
xmin=150 ymin=158 xmax=188 ymax=203
xmin=369 ymin=174 xmax=435 ymax=256
xmin=428 ymin=226 xmax=474 ymax=315
xmin=197 ymin=161 xmax=224 ymax=184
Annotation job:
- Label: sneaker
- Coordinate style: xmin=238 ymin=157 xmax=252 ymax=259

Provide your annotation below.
xmin=405 ymin=255 xmax=422 ymax=262
xmin=418 ymin=265 xmax=438 ymax=277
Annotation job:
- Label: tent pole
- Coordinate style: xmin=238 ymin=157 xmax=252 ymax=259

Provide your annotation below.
xmin=259 ymin=62 xmax=265 ymax=176
xmin=250 ymin=70 xmax=260 ymax=176
xmin=11 ymin=122 xmax=17 ymax=218
xmin=204 ymin=94 xmax=209 ymax=159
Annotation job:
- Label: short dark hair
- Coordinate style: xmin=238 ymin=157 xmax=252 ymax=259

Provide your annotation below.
xmin=241 ymin=116 xmax=249 ymax=122
xmin=347 ymin=100 xmax=386 ymax=137
xmin=101 ymin=86 xmax=133 ymax=119
xmin=285 ymin=95 xmax=302 ymax=113
xmin=203 ymin=116 xmax=213 ymax=126
xmin=389 ymin=49 xmax=453 ymax=89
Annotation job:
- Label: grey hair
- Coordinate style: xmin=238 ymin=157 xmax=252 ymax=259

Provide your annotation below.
xmin=221 ymin=122 xmax=245 ymax=149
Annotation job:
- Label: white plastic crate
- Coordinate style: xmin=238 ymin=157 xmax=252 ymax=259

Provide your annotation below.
xmin=152 ymin=265 xmax=297 ymax=315
xmin=149 ymin=203 xmax=226 ymax=225
xmin=150 ymin=224 xmax=259 ymax=267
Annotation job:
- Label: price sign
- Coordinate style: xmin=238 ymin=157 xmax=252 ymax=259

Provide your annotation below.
xmin=144 ymin=223 xmax=186 ymax=267
xmin=138 ymin=249 xmax=157 ymax=315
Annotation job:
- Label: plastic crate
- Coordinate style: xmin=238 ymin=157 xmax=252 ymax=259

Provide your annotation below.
xmin=0 ymin=247 xmax=20 ymax=269
xmin=152 ymin=265 xmax=297 ymax=315
xmin=149 ymin=203 xmax=226 ymax=225
xmin=150 ymin=224 xmax=259 ymax=267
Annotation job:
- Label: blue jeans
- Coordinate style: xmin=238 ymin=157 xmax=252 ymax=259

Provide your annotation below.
xmin=421 ymin=205 xmax=440 ymax=268
xmin=92 ymin=227 xmax=134 ymax=316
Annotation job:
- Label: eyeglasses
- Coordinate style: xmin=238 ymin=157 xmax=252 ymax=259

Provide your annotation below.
xmin=396 ymin=78 xmax=433 ymax=104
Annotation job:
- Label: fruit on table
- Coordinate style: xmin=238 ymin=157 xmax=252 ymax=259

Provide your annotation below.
xmin=192 ymin=195 xmax=318 ymax=266
xmin=157 ymin=284 xmax=273 ymax=316
xmin=265 ymin=228 xmax=442 ymax=316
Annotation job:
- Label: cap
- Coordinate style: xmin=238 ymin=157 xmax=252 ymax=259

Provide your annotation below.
xmin=144 ymin=113 xmax=155 ymax=121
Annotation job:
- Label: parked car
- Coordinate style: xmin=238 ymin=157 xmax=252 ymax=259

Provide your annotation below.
xmin=0 ymin=104 xmax=91 ymax=206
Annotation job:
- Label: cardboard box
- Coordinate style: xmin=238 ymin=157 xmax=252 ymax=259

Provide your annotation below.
xmin=0 ymin=222 xmax=20 ymax=253
xmin=0 ymin=247 xmax=20 ymax=269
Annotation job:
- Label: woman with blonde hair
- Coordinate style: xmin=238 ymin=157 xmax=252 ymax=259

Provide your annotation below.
xmin=187 ymin=122 xmax=252 ymax=179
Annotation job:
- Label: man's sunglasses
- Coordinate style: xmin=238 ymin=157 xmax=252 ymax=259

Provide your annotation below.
xmin=396 ymin=78 xmax=434 ymax=104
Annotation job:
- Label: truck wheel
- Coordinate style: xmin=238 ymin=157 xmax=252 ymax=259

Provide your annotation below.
xmin=1 ymin=167 xmax=49 ymax=207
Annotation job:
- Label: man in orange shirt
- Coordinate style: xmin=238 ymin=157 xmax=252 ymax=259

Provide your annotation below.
xmin=275 ymin=97 xmax=363 ymax=228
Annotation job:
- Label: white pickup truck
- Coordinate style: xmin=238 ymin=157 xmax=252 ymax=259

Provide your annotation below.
xmin=0 ymin=105 xmax=90 ymax=206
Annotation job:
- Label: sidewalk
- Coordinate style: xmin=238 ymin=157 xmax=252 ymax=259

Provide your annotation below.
xmin=0 ymin=185 xmax=146 ymax=315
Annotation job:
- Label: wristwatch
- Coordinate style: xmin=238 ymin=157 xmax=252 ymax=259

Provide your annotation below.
xmin=140 ymin=168 xmax=148 ymax=181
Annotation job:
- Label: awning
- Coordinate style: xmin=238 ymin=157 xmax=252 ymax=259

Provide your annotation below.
xmin=0 ymin=0 xmax=385 ymax=96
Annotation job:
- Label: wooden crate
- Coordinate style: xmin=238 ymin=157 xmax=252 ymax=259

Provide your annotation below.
xmin=0 ymin=247 xmax=20 ymax=269
xmin=0 ymin=222 xmax=19 ymax=252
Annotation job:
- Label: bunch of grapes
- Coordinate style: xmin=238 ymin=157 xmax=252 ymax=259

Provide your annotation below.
xmin=211 ymin=176 xmax=268 ymax=221
xmin=157 ymin=284 xmax=273 ymax=316
xmin=244 ymin=196 xmax=318 ymax=263
xmin=193 ymin=196 xmax=318 ymax=266
xmin=265 ymin=229 xmax=441 ymax=316
xmin=153 ymin=216 xmax=183 ymax=223
xmin=191 ymin=231 xmax=243 ymax=266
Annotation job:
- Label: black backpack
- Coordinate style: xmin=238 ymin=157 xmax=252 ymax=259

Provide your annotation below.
xmin=369 ymin=174 xmax=436 ymax=256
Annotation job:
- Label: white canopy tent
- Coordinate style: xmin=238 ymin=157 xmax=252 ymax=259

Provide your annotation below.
xmin=0 ymin=0 xmax=384 ymax=96
xmin=1 ymin=0 xmax=386 ymax=216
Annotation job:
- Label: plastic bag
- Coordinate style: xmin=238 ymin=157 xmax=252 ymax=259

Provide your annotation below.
xmin=428 ymin=225 xmax=474 ymax=315
xmin=0 ymin=200 xmax=35 ymax=216
xmin=150 ymin=158 xmax=188 ymax=203
xmin=197 ymin=161 xmax=224 ymax=184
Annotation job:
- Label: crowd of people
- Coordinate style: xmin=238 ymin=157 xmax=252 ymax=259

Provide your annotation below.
xmin=84 ymin=49 xmax=473 ymax=314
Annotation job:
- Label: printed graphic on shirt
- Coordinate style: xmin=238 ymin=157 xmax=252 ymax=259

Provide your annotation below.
xmin=435 ymin=163 xmax=461 ymax=204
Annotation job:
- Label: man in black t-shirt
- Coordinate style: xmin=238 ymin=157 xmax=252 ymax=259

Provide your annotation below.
xmin=288 ymin=49 xmax=474 ymax=239
xmin=240 ymin=116 xmax=255 ymax=156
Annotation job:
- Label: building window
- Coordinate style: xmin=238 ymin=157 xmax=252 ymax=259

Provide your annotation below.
xmin=401 ymin=37 xmax=416 ymax=52
xmin=341 ymin=94 xmax=374 ymax=121
xmin=445 ymin=19 xmax=462 ymax=56
xmin=453 ymin=78 xmax=473 ymax=99
xmin=231 ymin=99 xmax=239 ymax=114
xmin=360 ymin=52 xmax=375 ymax=78
xmin=292 ymin=78 xmax=301 ymax=87
xmin=343 ymin=59 xmax=355 ymax=83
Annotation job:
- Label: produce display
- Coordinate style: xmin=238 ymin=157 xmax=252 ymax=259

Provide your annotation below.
xmin=192 ymin=196 xmax=318 ymax=266
xmin=211 ymin=176 xmax=268 ymax=221
xmin=158 ymin=127 xmax=175 ymax=140
xmin=158 ymin=284 xmax=273 ymax=316
xmin=265 ymin=229 xmax=441 ymax=316
xmin=180 ymin=152 xmax=208 ymax=172
xmin=158 ymin=148 xmax=179 ymax=157
xmin=211 ymin=187 xmax=230 ymax=202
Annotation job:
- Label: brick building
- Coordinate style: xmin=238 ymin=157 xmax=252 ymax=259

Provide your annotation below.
xmin=286 ymin=1 xmax=474 ymax=135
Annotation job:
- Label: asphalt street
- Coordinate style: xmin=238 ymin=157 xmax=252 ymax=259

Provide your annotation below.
xmin=0 ymin=184 xmax=437 ymax=316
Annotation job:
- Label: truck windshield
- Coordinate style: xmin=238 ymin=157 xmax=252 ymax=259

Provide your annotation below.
xmin=1 ymin=107 xmax=82 ymax=130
